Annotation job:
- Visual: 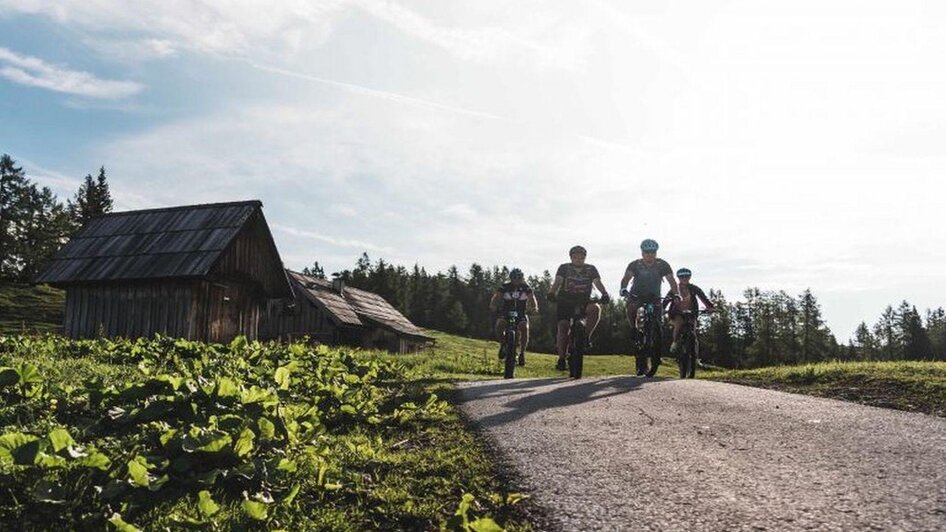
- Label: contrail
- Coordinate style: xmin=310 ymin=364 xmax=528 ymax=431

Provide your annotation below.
xmin=245 ymin=59 xmax=504 ymax=121
xmin=244 ymin=58 xmax=641 ymax=152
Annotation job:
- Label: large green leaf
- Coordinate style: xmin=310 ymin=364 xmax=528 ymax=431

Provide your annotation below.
xmin=242 ymin=500 xmax=268 ymax=521
xmin=197 ymin=490 xmax=220 ymax=517
xmin=215 ymin=377 xmax=240 ymax=398
xmin=274 ymin=366 xmax=292 ymax=390
xmin=0 ymin=432 xmax=42 ymax=465
xmin=108 ymin=513 xmax=142 ymax=532
xmin=15 ymin=363 xmax=42 ymax=384
xmin=48 ymin=428 xmax=74 ymax=453
xmin=127 ymin=456 xmax=151 ymax=487
xmin=233 ymin=427 xmax=255 ymax=457
xmin=257 ymin=417 xmax=276 ymax=440
xmin=77 ymin=451 xmax=112 ymax=470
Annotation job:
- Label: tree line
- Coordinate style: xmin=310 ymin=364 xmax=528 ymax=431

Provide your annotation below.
xmin=319 ymin=254 xmax=946 ymax=368
xmin=0 ymin=154 xmax=113 ymax=281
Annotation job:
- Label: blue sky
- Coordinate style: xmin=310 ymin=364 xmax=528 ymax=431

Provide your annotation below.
xmin=2 ymin=1 xmax=946 ymax=340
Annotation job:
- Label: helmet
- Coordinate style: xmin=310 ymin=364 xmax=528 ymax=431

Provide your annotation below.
xmin=640 ymin=239 xmax=659 ymax=252
xmin=569 ymin=245 xmax=587 ymax=256
xmin=510 ymin=268 xmax=524 ymax=280
xmin=676 ymin=267 xmax=692 ymax=278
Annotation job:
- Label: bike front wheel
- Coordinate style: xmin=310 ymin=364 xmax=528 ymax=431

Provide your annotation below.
xmin=569 ymin=324 xmax=586 ymax=379
xmin=503 ymin=330 xmax=517 ymax=379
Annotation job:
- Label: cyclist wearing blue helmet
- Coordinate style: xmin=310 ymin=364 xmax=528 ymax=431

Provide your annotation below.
xmin=620 ymin=239 xmax=679 ymax=375
xmin=489 ymin=268 xmax=538 ymax=367
xmin=665 ymin=267 xmax=715 ymax=355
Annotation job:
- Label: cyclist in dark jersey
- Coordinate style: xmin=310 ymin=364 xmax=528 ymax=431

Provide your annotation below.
xmin=548 ymin=245 xmax=611 ymax=371
xmin=620 ymin=238 xmax=679 ymax=376
xmin=664 ymin=267 xmax=715 ymax=355
xmin=489 ymin=268 xmax=538 ymax=366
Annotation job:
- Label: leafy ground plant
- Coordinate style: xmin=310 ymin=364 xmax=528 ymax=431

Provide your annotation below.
xmin=0 ymin=335 xmax=530 ymax=530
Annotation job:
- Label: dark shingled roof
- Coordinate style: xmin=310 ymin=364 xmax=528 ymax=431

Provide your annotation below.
xmin=33 ymin=200 xmax=288 ymax=297
xmin=286 ymin=270 xmax=362 ymax=327
xmin=288 ymin=270 xmax=432 ymax=340
xmin=343 ymin=286 xmax=432 ymax=339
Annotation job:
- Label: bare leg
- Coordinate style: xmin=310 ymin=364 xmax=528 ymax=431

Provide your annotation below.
xmin=556 ymin=320 xmax=569 ymax=359
xmin=518 ymin=321 xmax=529 ymax=353
xmin=585 ymin=303 xmax=601 ymax=338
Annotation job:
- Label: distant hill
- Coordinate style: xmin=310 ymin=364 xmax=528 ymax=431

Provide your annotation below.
xmin=0 ymin=282 xmax=64 ymax=334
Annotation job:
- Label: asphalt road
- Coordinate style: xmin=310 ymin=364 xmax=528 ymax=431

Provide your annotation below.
xmin=456 ymin=377 xmax=946 ymax=531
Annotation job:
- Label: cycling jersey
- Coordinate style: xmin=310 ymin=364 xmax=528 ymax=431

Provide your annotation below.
xmin=555 ymin=263 xmax=600 ymax=304
xmin=497 ymin=282 xmax=533 ymax=314
xmin=665 ymin=283 xmax=714 ymax=316
xmin=625 ymin=258 xmax=672 ymax=298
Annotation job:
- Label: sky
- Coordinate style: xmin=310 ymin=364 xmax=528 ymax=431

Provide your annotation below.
xmin=2 ymin=1 xmax=945 ymax=341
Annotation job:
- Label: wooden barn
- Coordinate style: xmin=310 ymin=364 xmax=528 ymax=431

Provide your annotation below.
xmin=33 ymin=200 xmax=292 ymax=342
xmin=262 ymin=270 xmax=433 ymax=353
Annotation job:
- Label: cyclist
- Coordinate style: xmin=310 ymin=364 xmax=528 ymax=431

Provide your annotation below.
xmin=489 ymin=268 xmax=538 ymax=366
xmin=548 ymin=245 xmax=611 ymax=371
xmin=619 ymin=238 xmax=679 ymax=376
xmin=665 ymin=267 xmax=715 ymax=356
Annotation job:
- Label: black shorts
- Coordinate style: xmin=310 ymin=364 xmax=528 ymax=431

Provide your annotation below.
xmin=556 ymin=299 xmax=590 ymax=321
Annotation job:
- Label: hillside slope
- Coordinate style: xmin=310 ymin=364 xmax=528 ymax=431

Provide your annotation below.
xmin=0 ymin=282 xmax=63 ymax=334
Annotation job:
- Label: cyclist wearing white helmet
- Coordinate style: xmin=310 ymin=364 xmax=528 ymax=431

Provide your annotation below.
xmin=620 ymin=239 xmax=679 ymax=375
xmin=548 ymin=245 xmax=611 ymax=371
xmin=489 ymin=268 xmax=538 ymax=366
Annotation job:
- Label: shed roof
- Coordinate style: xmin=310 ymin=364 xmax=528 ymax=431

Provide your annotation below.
xmin=34 ymin=200 xmax=290 ymax=296
xmin=286 ymin=270 xmax=362 ymax=327
xmin=287 ymin=270 xmax=432 ymax=340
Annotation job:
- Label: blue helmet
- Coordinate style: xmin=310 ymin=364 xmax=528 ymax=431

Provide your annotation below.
xmin=640 ymin=239 xmax=659 ymax=252
xmin=676 ymin=268 xmax=692 ymax=278
xmin=510 ymin=268 xmax=524 ymax=280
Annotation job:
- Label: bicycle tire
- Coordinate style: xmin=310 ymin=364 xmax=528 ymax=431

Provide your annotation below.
xmin=570 ymin=322 xmax=585 ymax=379
xmin=686 ymin=333 xmax=697 ymax=379
xmin=503 ymin=329 xmax=517 ymax=379
xmin=678 ymin=332 xmax=690 ymax=379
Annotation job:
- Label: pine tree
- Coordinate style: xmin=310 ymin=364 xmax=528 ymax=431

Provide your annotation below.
xmin=301 ymin=261 xmax=326 ymax=279
xmin=0 ymin=154 xmax=29 ymax=278
xmin=69 ymin=166 xmax=113 ymax=227
xmin=873 ymin=306 xmax=900 ymax=360
xmin=898 ymin=302 xmax=930 ymax=360
xmin=926 ymin=308 xmax=946 ymax=361
xmin=852 ymin=321 xmax=877 ymax=360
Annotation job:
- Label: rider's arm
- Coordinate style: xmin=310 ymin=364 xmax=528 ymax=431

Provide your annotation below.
xmin=549 ymin=275 xmax=564 ymax=296
xmin=619 ymin=266 xmax=633 ymax=292
xmin=527 ymin=291 xmax=539 ymax=312
xmin=693 ymin=286 xmax=715 ymax=310
xmin=489 ymin=290 xmax=501 ymax=311
xmin=592 ymin=277 xmax=609 ymax=298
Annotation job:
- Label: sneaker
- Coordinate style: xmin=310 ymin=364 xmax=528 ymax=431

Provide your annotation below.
xmin=645 ymin=362 xmax=660 ymax=378
xmin=635 ymin=370 xmax=646 ymax=377
xmin=518 ymin=352 xmax=526 ymax=367
xmin=555 ymin=358 xmax=567 ymax=371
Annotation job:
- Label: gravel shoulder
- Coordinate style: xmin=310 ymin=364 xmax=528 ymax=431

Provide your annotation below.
xmin=457 ymin=377 xmax=946 ymax=531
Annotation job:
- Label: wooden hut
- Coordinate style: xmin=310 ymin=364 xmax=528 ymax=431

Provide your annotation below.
xmin=263 ymin=270 xmax=433 ymax=353
xmin=33 ymin=200 xmax=292 ymax=342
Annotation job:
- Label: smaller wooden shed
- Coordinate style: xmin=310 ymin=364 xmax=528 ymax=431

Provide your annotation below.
xmin=263 ymin=270 xmax=433 ymax=353
xmin=33 ymin=200 xmax=292 ymax=342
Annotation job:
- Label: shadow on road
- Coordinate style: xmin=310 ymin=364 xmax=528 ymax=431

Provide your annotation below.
xmin=460 ymin=376 xmax=654 ymax=430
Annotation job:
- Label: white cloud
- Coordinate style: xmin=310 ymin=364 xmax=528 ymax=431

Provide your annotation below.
xmin=0 ymin=47 xmax=143 ymax=98
xmin=83 ymin=37 xmax=178 ymax=62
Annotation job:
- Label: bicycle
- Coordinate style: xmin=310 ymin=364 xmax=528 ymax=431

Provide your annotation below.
xmin=563 ymin=296 xmax=601 ymax=379
xmin=676 ymin=308 xmax=713 ymax=379
xmin=499 ymin=309 xmax=526 ymax=379
xmin=631 ymin=295 xmax=663 ymax=377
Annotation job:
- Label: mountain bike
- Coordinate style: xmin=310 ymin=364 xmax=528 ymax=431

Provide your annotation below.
xmin=500 ymin=309 xmax=525 ymax=379
xmin=564 ymin=297 xmax=601 ymax=379
xmin=633 ymin=296 xmax=663 ymax=377
xmin=676 ymin=308 xmax=713 ymax=379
